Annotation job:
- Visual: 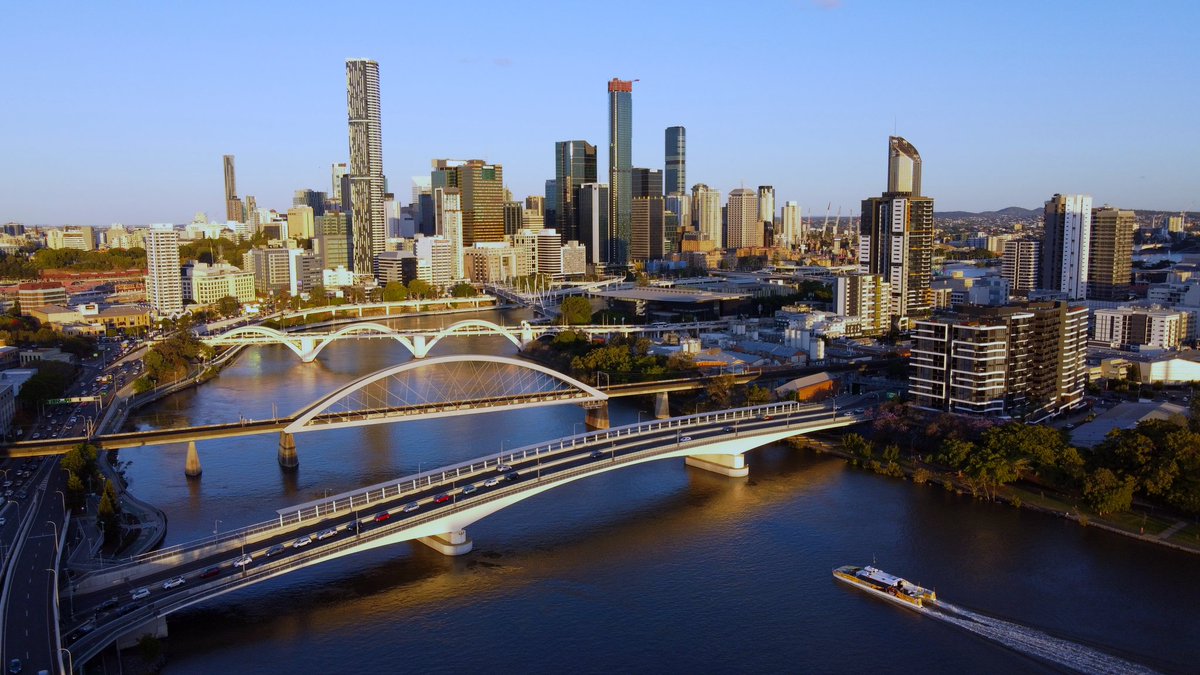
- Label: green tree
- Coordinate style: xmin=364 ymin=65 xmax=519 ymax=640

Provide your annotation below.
xmin=704 ymin=374 xmax=736 ymax=409
xmin=746 ymin=385 xmax=773 ymax=406
xmin=215 ymin=295 xmax=241 ymax=317
xmin=1083 ymin=468 xmax=1136 ymax=515
xmin=963 ymin=444 xmax=1027 ymax=501
xmin=665 ymin=351 xmax=695 ymax=372
xmin=559 ymin=296 xmax=593 ymax=325
xmin=842 ymin=433 xmax=874 ymax=462
xmin=936 ymin=438 xmax=975 ymax=471
xmin=450 ymin=282 xmax=476 ymax=298
xmin=381 ymin=281 xmax=409 ymax=302
xmin=406 ymin=279 xmax=435 ymax=300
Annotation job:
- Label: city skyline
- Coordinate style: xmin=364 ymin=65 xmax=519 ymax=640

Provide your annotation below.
xmin=2 ymin=1 xmax=1198 ymax=224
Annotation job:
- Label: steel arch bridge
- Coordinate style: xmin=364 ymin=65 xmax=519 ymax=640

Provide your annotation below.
xmin=283 ymin=354 xmax=607 ymax=434
xmin=206 ymin=319 xmax=538 ymax=361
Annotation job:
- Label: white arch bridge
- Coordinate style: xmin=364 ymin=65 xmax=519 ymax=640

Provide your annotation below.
xmin=200 ymin=318 xmax=728 ymax=361
xmin=65 ymin=399 xmax=870 ymax=668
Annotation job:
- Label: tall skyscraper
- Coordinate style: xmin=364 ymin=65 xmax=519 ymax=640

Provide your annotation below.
xmin=1039 ymin=193 xmax=1092 ymax=300
xmin=781 ymin=202 xmax=802 ymax=249
xmin=432 ymin=159 xmax=505 ymax=245
xmin=665 ymin=126 xmax=686 ymax=197
xmin=692 ymin=184 xmax=723 ymax=248
xmin=859 ymin=136 xmax=934 ymax=325
xmin=1002 ymin=239 xmax=1041 ymax=295
xmin=726 ymin=188 xmax=760 ymax=249
xmin=631 ymin=168 xmax=665 ymax=261
xmin=318 ymin=212 xmax=352 ymax=271
xmin=555 ymin=141 xmax=598 ymax=243
xmin=293 ymin=189 xmax=327 ymax=217
xmin=757 ymin=186 xmax=775 ymax=247
xmin=331 ymin=163 xmax=349 ymax=204
xmin=608 ymin=78 xmax=634 ymax=267
xmin=437 ymin=187 xmax=465 ymax=280
xmin=223 ymin=155 xmax=244 ymax=222
xmin=346 ymin=59 xmax=387 ymax=278
xmin=578 ymin=183 xmax=610 ymax=265
xmin=144 ymin=226 xmax=182 ymax=315
xmin=1088 ymin=206 xmax=1136 ymax=301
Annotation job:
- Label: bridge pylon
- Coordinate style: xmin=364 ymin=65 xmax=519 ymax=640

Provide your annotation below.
xmin=278 ymin=431 xmax=298 ymax=470
xmin=685 ymin=454 xmax=749 ymax=478
xmin=416 ymin=529 xmax=473 ymax=556
xmin=184 ymin=441 xmax=202 ymax=478
xmin=583 ymin=401 xmax=609 ymax=430
xmin=654 ymin=391 xmax=670 ymax=419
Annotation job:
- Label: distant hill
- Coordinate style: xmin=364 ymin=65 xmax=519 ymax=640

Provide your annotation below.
xmin=935 ymin=206 xmax=1040 ymax=219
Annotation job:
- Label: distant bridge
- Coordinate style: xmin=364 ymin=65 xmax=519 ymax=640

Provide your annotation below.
xmin=65 ymin=399 xmax=870 ymax=667
xmin=199 ymin=318 xmax=729 ymax=361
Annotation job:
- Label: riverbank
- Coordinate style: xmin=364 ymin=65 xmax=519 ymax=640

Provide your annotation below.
xmin=794 ymin=436 xmax=1200 ymax=555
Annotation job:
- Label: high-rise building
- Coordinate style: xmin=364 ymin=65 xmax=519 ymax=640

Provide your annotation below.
xmin=318 ymin=212 xmax=352 ymax=271
xmin=331 ymin=163 xmax=349 ymax=204
xmin=1002 ymin=239 xmax=1041 ymax=295
xmin=860 ymin=136 xmax=934 ymax=325
xmin=437 ymin=188 xmax=465 ymax=280
xmin=910 ymin=301 xmax=1087 ymax=421
xmin=608 ymin=78 xmax=634 ymax=267
xmin=1092 ymin=307 xmax=1185 ymax=350
xmin=464 ymin=243 xmax=518 ymax=283
xmin=554 ymin=141 xmax=597 ymax=243
xmin=431 ymin=159 xmax=505 ymax=245
xmin=665 ymin=126 xmax=686 ymax=197
xmin=286 ymin=205 xmax=315 ymax=240
xmin=757 ymin=186 xmax=775 ymax=247
xmin=223 ymin=155 xmax=244 ymax=222
xmin=781 ymin=202 xmax=802 ymax=249
xmin=1087 ymin=206 xmax=1136 ymax=301
xmin=726 ymin=188 xmax=760 ymax=249
xmin=632 ymin=168 xmax=663 ymax=199
xmin=692 ymin=184 xmax=722 ymax=248
xmin=578 ymin=183 xmax=610 ymax=265
xmin=543 ymin=180 xmax=556 ymax=231
xmin=244 ymin=247 xmax=304 ymax=296
xmin=293 ymin=189 xmax=327 ymax=218
xmin=833 ymin=273 xmax=891 ymax=336
xmin=346 ymin=59 xmax=387 ymax=278
xmin=144 ymin=226 xmax=183 ymax=315
xmin=1039 ymin=194 xmax=1092 ymax=300
xmin=631 ymin=195 xmax=665 ymax=261
xmin=503 ymin=201 xmax=524 ymax=236
xmin=414 ymin=235 xmax=454 ymax=286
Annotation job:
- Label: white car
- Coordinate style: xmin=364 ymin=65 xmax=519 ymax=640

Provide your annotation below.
xmin=162 ymin=576 xmax=185 ymax=589
xmin=484 ymin=477 xmax=500 ymax=487
xmin=233 ymin=554 xmax=254 ymax=568
xmin=292 ymin=536 xmax=312 ymax=548
xmin=679 ymin=436 xmax=693 ymax=442
xmin=130 ymin=587 xmax=150 ymax=600
xmin=316 ymin=528 xmax=336 ymax=540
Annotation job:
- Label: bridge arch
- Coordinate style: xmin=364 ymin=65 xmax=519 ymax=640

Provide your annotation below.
xmin=284 ymin=354 xmax=607 ymax=434
xmin=419 ymin=319 xmax=525 ymax=356
xmin=306 ymin=321 xmax=419 ymax=360
xmin=212 ymin=325 xmax=308 ymax=359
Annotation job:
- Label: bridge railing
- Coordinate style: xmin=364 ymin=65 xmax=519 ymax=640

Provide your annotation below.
xmin=79 ymin=399 xmax=837 ymax=574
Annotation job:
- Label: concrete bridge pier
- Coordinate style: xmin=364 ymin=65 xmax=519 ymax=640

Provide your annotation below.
xmin=417 ymin=529 xmax=473 ymax=555
xmin=184 ymin=440 xmax=202 ymax=478
xmin=298 ymin=337 xmax=318 ymax=362
xmin=518 ymin=322 xmax=536 ymax=350
xmin=685 ymin=453 xmax=749 ymax=478
xmin=278 ymin=432 xmax=299 ymax=470
xmin=654 ymin=391 xmax=670 ymax=419
xmin=412 ymin=335 xmax=430 ymax=358
xmin=584 ymin=401 xmax=610 ymax=430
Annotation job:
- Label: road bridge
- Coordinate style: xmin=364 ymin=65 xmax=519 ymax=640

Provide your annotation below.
xmin=64 ymin=399 xmax=870 ymax=667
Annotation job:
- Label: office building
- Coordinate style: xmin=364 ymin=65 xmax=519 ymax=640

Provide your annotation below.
xmin=318 ymin=212 xmax=352 ymax=271
xmin=1002 ymin=239 xmax=1041 ymax=295
xmin=183 ymin=262 xmax=255 ymax=305
xmin=726 ymin=188 xmax=760 ymax=249
xmin=431 ymin=159 xmax=505 ymax=245
xmin=244 ymin=247 xmax=303 ymax=296
xmin=331 ymin=163 xmax=349 ymax=205
xmin=757 ymin=186 xmax=775 ymax=247
xmin=1088 ymin=206 xmax=1136 ymax=301
xmin=375 ymin=250 xmax=417 ymax=286
xmin=608 ymin=78 xmax=634 ymax=267
xmin=504 ymin=201 xmax=524 ymax=236
xmin=436 ymin=188 xmax=465 ymax=280
xmin=832 ymin=273 xmax=891 ymax=336
xmin=286 ymin=205 xmax=315 ymax=240
xmin=665 ymin=126 xmax=686 ymax=197
xmin=465 ymin=243 xmax=518 ymax=283
xmin=144 ymin=225 xmax=183 ymax=315
xmin=910 ymin=301 xmax=1087 ymax=420
xmin=414 ymin=235 xmax=453 ymax=286
xmin=223 ymin=155 xmax=244 ymax=222
xmin=17 ymin=283 xmax=68 ymax=314
xmin=631 ymin=196 xmax=665 ymax=261
xmin=293 ymin=189 xmax=327 ymax=218
xmin=859 ymin=136 xmax=935 ymax=325
xmin=45 ymin=228 xmax=95 ymax=251
xmin=578 ymin=183 xmax=609 ymax=265
xmin=555 ymin=141 xmax=597 ymax=243
xmin=1039 ymin=193 xmax=1092 ymax=300
xmin=781 ymin=202 xmax=802 ymax=249
xmin=561 ymin=241 xmax=586 ymax=276
xmin=692 ymin=184 xmax=723 ymax=248
xmin=1092 ymin=307 xmax=1184 ymax=350
xmin=508 ymin=229 xmax=541 ymax=277
xmin=346 ymin=59 xmax=387 ymax=278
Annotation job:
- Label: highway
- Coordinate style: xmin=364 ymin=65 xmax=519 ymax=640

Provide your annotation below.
xmin=65 ymin=399 xmax=869 ymax=664
xmin=0 ymin=457 xmax=67 ymax=675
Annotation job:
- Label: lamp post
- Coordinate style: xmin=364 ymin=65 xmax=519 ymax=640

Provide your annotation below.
xmin=55 ymin=490 xmax=67 ymax=515
xmin=61 ymin=647 xmax=74 ymax=674
xmin=213 ymin=519 xmax=222 ymax=544
xmin=47 ymin=521 xmax=60 ymax=555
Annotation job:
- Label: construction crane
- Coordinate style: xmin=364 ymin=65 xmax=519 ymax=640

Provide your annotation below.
xmin=821 ymin=202 xmax=832 ymax=234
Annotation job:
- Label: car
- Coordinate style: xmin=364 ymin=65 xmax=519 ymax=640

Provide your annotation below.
xmin=373 ymin=511 xmax=391 ymax=523
xmin=433 ymin=493 xmax=451 ymax=504
xmin=1 ymin=481 xmax=10 ymax=488
xmin=162 ymin=576 xmax=185 ymax=589
xmin=8 ymin=658 xmax=20 ymax=674
xmin=198 ymin=565 xmax=221 ymax=579
xmin=853 ymin=408 xmax=865 ymax=414
xmin=116 ymin=603 xmax=141 ymax=616
xmin=265 ymin=544 xmax=285 ymax=557
xmin=403 ymin=501 xmax=420 ymax=512
xmin=484 ymin=477 xmax=500 ymax=487
xmin=233 ymin=554 xmax=253 ymax=568
xmin=758 ymin=415 xmax=774 ymax=421
xmin=505 ymin=471 xmax=522 ymax=482
xmin=30 ymin=434 xmax=39 ymax=440
xmin=96 ymin=597 xmax=119 ymax=613
xmin=679 ymin=436 xmax=693 ymax=442
xmin=0 ymin=518 xmax=5 ymax=527
xmin=130 ymin=587 xmax=150 ymax=600
xmin=722 ymin=426 xmax=735 ymax=432
xmin=495 ymin=464 xmax=512 ymax=473
xmin=293 ymin=536 xmax=312 ymax=548
xmin=316 ymin=528 xmax=336 ymax=540
xmin=590 ymin=450 xmax=605 ymax=459
xmin=16 ymin=492 xmax=26 ymax=500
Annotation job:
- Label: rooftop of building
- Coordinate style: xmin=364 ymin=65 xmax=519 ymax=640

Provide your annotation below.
xmin=1071 ymin=401 xmax=1188 ymax=448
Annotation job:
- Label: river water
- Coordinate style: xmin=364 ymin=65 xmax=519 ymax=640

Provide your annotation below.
xmin=117 ymin=308 xmax=1198 ymax=674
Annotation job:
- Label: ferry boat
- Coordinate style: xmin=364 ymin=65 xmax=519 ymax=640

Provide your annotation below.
xmin=833 ymin=565 xmax=937 ymax=610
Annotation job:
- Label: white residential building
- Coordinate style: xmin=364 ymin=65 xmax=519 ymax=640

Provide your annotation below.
xmin=144 ymin=225 xmax=182 ymax=315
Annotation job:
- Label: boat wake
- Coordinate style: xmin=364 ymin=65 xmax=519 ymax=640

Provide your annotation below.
xmin=925 ymin=602 xmax=1158 ymax=675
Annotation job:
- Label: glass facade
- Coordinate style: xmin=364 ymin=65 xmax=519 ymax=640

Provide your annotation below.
xmin=665 ymin=126 xmax=686 ymax=197
xmin=608 ymin=79 xmax=633 ymax=267
xmin=554 ymin=141 xmax=597 ymax=243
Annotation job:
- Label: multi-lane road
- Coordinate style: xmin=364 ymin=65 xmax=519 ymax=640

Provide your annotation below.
xmin=65 ymin=400 xmax=867 ymax=662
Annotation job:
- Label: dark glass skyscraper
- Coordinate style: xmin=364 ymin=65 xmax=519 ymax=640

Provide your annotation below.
xmin=665 ymin=126 xmax=686 ymax=197
xmin=554 ymin=141 xmax=597 ymax=243
xmin=608 ymin=78 xmax=633 ymax=267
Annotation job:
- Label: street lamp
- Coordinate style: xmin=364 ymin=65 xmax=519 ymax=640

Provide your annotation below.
xmin=60 ymin=647 xmax=74 ymax=674
xmin=55 ymin=490 xmax=67 ymax=515
xmin=213 ymin=519 xmax=222 ymax=544
xmin=47 ymin=521 xmax=60 ymax=554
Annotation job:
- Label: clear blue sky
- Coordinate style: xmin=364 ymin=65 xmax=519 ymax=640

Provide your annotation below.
xmin=2 ymin=0 xmax=1197 ymax=225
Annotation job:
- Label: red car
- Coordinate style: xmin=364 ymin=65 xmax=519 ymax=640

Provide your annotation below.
xmin=198 ymin=566 xmax=220 ymax=579
xmin=373 ymin=511 xmax=391 ymax=523
xmin=433 ymin=493 xmax=451 ymax=504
